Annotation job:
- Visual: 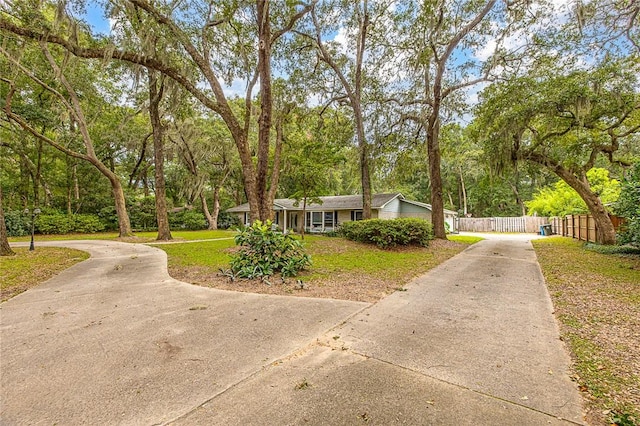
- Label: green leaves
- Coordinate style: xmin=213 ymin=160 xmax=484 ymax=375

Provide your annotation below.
xmin=526 ymin=168 xmax=621 ymax=217
xmin=230 ymin=220 xmax=311 ymax=280
xmin=615 ymin=162 xmax=640 ymax=247
xmin=339 ymin=218 xmax=434 ymax=249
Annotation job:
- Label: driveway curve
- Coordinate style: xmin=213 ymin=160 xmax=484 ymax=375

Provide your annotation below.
xmin=1 ymin=236 xmax=584 ymax=425
xmin=1 ymin=240 xmax=367 ymax=425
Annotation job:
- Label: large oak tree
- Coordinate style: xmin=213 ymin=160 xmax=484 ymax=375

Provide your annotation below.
xmin=474 ymin=61 xmax=640 ymax=244
xmin=1 ymin=0 xmax=312 ymax=222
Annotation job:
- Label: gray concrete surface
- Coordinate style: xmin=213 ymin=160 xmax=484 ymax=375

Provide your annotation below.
xmin=1 ymin=235 xmax=585 ymax=425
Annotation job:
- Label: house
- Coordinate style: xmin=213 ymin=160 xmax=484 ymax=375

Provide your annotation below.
xmin=226 ymin=193 xmax=458 ymax=233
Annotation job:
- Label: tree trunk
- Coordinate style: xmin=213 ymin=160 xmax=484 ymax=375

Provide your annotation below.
xmin=459 ymin=165 xmax=468 ymax=216
xmin=110 ymin=176 xmax=133 ymax=238
xmin=256 ymin=0 xmax=274 ymax=222
xmin=73 ymin=163 xmax=79 ymax=211
xmin=555 ymin=168 xmax=617 ymax=244
xmin=354 ymin=4 xmax=372 ymax=220
xmin=266 ymin=107 xmax=287 ymax=220
xmin=200 ymin=192 xmax=215 ymax=230
xmin=148 ymin=72 xmax=172 ymax=241
xmin=0 ymin=186 xmax=15 ymax=256
xmin=211 ymin=186 xmax=222 ymax=230
xmin=89 ymin=156 xmax=133 ymax=237
xmin=300 ymin=196 xmax=307 ymax=239
xmin=355 ymin=114 xmax=372 ymax=220
xmin=427 ymin=114 xmax=447 ymax=239
xmin=33 ymin=139 xmax=43 ymax=208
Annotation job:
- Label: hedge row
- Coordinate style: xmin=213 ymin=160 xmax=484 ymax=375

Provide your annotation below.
xmin=339 ymin=217 xmax=434 ymax=248
xmin=36 ymin=214 xmax=106 ymax=234
xmin=4 ymin=209 xmax=241 ymax=236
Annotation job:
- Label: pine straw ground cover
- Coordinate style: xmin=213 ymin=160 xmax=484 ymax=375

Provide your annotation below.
xmin=532 ymin=237 xmax=640 ymax=426
xmin=0 ymin=247 xmax=89 ymax=301
xmin=163 ymin=235 xmax=479 ymax=303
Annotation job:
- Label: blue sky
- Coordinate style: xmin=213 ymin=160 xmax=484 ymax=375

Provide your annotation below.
xmin=82 ymin=1 xmax=111 ymax=35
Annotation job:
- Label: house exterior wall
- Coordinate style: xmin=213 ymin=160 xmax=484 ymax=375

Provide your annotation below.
xmin=234 ymin=205 xmax=458 ymax=232
xmin=337 ymin=210 xmax=351 ymax=224
xmin=398 ymin=202 xmax=432 ymax=220
xmin=444 ymin=214 xmax=457 ymax=232
xmin=378 ymin=198 xmax=401 ymax=219
xmin=236 ymin=212 xmax=247 ymax=225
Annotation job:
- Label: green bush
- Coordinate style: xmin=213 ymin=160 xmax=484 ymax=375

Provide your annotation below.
xmin=97 ymin=206 xmax=119 ymax=231
xmin=169 ymin=210 xmax=207 ymax=230
xmin=35 ymin=213 xmax=106 ymax=234
xmin=4 ymin=211 xmax=29 ymax=237
xmin=339 ymin=218 xmax=434 ymax=249
xmin=129 ymin=197 xmax=157 ymax=230
xmin=614 ymin=162 xmax=640 ymax=248
xmin=230 ymin=220 xmax=311 ymax=279
xmin=217 ymin=211 xmax=242 ymax=229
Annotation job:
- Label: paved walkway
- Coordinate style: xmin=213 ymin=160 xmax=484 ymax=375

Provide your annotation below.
xmin=1 ymin=236 xmax=584 ymax=425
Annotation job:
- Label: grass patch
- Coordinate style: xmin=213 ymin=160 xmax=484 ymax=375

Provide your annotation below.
xmin=448 ymin=235 xmax=484 ymax=245
xmin=161 ymin=235 xmax=478 ymax=303
xmin=9 ymin=229 xmax=237 ymax=243
xmin=303 ymin=236 xmax=454 ymax=280
xmin=160 ymin=238 xmax=236 ymax=268
xmin=532 ymin=236 xmax=639 ymax=425
xmin=0 ymin=247 xmax=89 ymax=301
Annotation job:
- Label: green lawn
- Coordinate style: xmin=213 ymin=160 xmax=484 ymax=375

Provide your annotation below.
xmin=0 ymin=247 xmax=89 ymax=301
xmin=9 ymin=229 xmax=237 ymax=243
xmin=160 ymin=234 xmax=481 ymax=302
xmin=160 ymin=238 xmax=237 ymax=268
xmin=532 ymin=237 xmax=640 ymax=426
xmin=160 ymin=234 xmax=481 ymax=277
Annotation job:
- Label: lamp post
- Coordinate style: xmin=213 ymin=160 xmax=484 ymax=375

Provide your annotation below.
xmin=24 ymin=208 xmax=41 ymax=251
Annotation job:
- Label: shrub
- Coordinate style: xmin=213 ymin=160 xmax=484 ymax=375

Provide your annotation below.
xmin=97 ymin=206 xmax=119 ymax=231
xmin=217 ymin=211 xmax=242 ymax=229
xmin=230 ymin=220 xmax=311 ymax=279
xmin=36 ymin=213 xmax=106 ymax=234
xmin=129 ymin=197 xmax=157 ymax=230
xmin=615 ymin=162 xmax=640 ymax=248
xmin=4 ymin=211 xmax=29 ymax=237
xmin=169 ymin=210 xmax=207 ymax=230
xmin=339 ymin=218 xmax=434 ymax=249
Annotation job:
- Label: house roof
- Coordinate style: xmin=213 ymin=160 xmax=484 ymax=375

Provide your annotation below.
xmin=400 ymin=198 xmax=459 ymax=216
xmin=227 ymin=193 xmax=404 ymax=213
xmin=227 ymin=193 xmax=460 ymax=217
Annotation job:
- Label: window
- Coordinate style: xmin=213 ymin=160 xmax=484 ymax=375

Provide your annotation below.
xmin=312 ymin=212 xmax=322 ymax=227
xmin=324 ymin=212 xmax=334 ymax=228
xmin=304 ymin=211 xmax=337 ymax=231
xmin=351 ymin=210 xmax=363 ymax=221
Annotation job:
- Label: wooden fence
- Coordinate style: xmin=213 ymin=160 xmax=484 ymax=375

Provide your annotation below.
xmin=457 ymin=216 xmax=549 ymax=233
xmin=549 ymin=214 xmax=625 ymax=244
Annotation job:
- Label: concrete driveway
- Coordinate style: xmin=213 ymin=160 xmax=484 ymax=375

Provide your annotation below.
xmin=1 ymin=235 xmax=584 ymax=425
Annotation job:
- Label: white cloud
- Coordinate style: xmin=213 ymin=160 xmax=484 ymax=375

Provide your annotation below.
xmin=475 ymin=38 xmax=498 ymax=61
xmin=333 ymin=27 xmax=350 ymax=55
xmin=221 ymin=78 xmax=249 ymax=98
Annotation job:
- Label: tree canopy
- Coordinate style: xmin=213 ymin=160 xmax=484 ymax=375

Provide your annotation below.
xmin=1 ymin=0 xmax=638 ymax=246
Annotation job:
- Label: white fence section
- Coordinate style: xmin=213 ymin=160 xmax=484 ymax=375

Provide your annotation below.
xmin=457 ymin=216 xmax=548 ymax=233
